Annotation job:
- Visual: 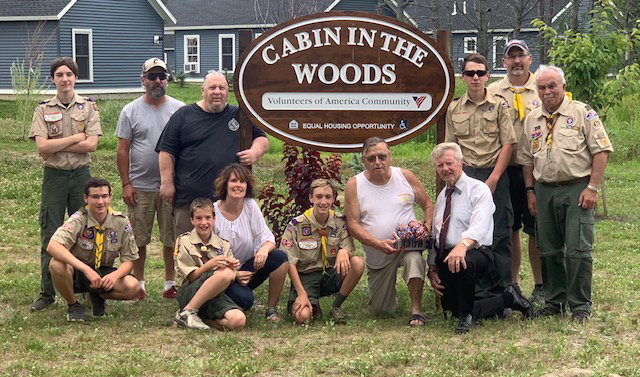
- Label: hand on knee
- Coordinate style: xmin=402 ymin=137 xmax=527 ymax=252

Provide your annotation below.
xmin=292 ymin=306 xmax=312 ymax=325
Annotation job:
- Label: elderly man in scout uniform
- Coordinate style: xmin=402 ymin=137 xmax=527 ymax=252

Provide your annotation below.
xmin=29 ymin=57 xmax=102 ymax=311
xmin=281 ymin=179 xmax=365 ymax=324
xmin=488 ymin=40 xmax=545 ymax=305
xmin=520 ymin=65 xmax=612 ymax=323
xmin=445 ymin=53 xmax=517 ymax=299
xmin=47 ymin=178 xmax=140 ymax=322
xmin=173 ymin=198 xmax=245 ymax=331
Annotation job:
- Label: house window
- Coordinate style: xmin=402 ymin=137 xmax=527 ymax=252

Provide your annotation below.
xmin=219 ymin=34 xmax=235 ymax=72
xmin=184 ymin=35 xmax=200 ymax=73
xmin=452 ymin=1 xmax=467 ymax=15
xmin=254 ymin=32 xmax=263 ymax=39
xmin=463 ymin=37 xmax=477 ymax=53
xmin=493 ymin=36 xmax=508 ymax=69
xmin=72 ymin=29 xmax=93 ymax=82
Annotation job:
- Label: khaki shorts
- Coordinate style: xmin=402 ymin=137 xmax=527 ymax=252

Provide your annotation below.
xmin=366 ymin=251 xmax=425 ymax=314
xmin=127 ymin=191 xmax=175 ymax=248
xmin=173 ymin=204 xmax=192 ymax=237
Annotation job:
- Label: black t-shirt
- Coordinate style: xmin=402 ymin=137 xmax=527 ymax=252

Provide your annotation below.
xmin=155 ymin=103 xmax=266 ymax=206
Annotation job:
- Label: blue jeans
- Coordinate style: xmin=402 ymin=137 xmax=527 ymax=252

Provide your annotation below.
xmin=225 ymin=249 xmax=288 ymax=310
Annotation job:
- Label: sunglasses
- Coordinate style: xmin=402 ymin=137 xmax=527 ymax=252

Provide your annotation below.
xmin=145 ymin=72 xmax=168 ymax=81
xmin=463 ymin=70 xmax=488 ymax=77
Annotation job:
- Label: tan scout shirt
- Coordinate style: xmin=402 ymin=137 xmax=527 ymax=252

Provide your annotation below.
xmin=29 ymin=93 xmax=102 ymax=170
xmin=50 ymin=207 xmax=139 ymax=268
xmin=445 ymin=91 xmax=517 ymax=168
xmin=487 ymin=73 xmax=541 ymax=165
xmin=174 ymin=229 xmax=234 ymax=288
xmin=519 ymin=97 xmax=613 ymax=183
xmin=280 ymin=210 xmax=354 ymax=274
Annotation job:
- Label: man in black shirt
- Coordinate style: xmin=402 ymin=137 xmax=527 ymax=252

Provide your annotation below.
xmin=156 ymin=72 xmax=268 ymax=235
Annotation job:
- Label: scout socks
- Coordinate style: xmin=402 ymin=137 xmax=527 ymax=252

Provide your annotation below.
xmin=164 ymin=280 xmax=175 ymax=291
xmin=138 ymin=280 xmax=145 ymax=291
xmin=332 ymin=293 xmax=347 ymax=309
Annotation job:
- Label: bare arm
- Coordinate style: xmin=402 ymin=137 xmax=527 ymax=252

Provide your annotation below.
xmin=59 ymin=135 xmax=98 ymax=153
xmin=47 ymin=239 xmax=101 ymax=288
xmin=579 ymin=151 xmax=610 ymax=209
xmin=186 ymin=256 xmax=237 ymax=283
xmin=116 ymin=138 xmax=137 ymax=207
xmin=401 ymin=168 xmax=434 ymax=232
xmin=485 ymin=144 xmax=513 ymax=193
xmin=237 ymin=136 xmax=269 ymax=165
xmin=159 ymin=151 xmax=176 ymax=204
xmin=344 ymin=176 xmax=396 ymax=254
xmin=35 ymin=134 xmax=85 ymax=155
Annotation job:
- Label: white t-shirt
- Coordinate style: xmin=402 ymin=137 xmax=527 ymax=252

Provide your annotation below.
xmin=214 ymin=198 xmax=275 ymax=264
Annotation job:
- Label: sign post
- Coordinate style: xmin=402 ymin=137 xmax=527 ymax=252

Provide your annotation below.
xmin=234 ymin=12 xmax=454 ymax=152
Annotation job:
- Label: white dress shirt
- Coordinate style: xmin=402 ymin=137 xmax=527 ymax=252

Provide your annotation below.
xmin=428 ymin=172 xmax=495 ymax=264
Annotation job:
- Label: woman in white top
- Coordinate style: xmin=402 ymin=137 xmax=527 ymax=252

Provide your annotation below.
xmin=214 ymin=163 xmax=289 ymax=321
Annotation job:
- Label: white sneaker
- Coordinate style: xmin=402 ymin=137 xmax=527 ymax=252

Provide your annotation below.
xmin=174 ymin=308 xmax=210 ymax=330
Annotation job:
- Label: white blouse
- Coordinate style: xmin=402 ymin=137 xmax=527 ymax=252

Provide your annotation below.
xmin=214 ymin=198 xmax=275 ymax=264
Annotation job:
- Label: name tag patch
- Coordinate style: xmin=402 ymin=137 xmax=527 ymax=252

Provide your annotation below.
xmin=298 ymin=240 xmax=318 ymax=250
xmin=44 ymin=112 xmax=63 ymax=122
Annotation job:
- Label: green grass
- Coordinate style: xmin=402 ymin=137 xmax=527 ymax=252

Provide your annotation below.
xmin=0 ymin=82 xmax=639 ymax=376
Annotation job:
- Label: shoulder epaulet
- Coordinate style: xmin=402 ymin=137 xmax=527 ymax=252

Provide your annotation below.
xmin=334 ymin=210 xmax=346 ymax=219
xmin=493 ymin=93 xmax=507 ymax=101
xmin=572 ymin=100 xmax=591 ymax=110
xmin=111 ymin=209 xmax=125 ymax=217
xmin=85 ymin=97 xmax=95 ymax=102
xmin=452 ymin=96 xmax=461 ymax=101
xmin=179 ymin=231 xmax=191 ymax=237
xmin=78 ymin=207 xmax=88 ymax=214
xmin=39 ymin=100 xmax=47 ymax=105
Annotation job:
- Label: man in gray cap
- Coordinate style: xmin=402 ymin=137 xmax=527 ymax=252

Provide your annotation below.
xmin=116 ymin=58 xmax=185 ymax=300
xmin=488 ymin=40 xmax=544 ymax=305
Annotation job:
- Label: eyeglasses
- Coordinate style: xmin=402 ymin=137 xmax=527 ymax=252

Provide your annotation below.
xmin=145 ymin=72 xmax=167 ymax=81
xmin=365 ymin=154 xmax=389 ymax=163
xmin=463 ymin=70 xmax=488 ymax=77
xmin=87 ymin=194 xmax=111 ymax=200
xmin=505 ymin=54 xmax=529 ymax=60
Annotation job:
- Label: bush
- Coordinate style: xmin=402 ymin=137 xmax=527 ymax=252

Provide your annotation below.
xmin=173 ymin=70 xmax=186 ymax=88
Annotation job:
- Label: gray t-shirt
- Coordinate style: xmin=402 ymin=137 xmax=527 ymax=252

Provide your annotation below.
xmin=115 ymin=96 xmax=185 ymax=191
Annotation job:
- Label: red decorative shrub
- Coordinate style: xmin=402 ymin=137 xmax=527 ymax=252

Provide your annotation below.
xmin=258 ymin=143 xmax=342 ymax=244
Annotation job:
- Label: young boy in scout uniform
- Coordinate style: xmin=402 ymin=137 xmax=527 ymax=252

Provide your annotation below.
xmin=29 ymin=57 xmax=102 ymax=311
xmin=445 ymin=53 xmax=518 ymax=299
xmin=280 ymin=179 xmax=364 ymax=324
xmin=520 ymin=65 xmax=612 ymax=322
xmin=173 ymin=198 xmax=246 ymax=331
xmin=47 ymin=178 xmax=140 ymax=322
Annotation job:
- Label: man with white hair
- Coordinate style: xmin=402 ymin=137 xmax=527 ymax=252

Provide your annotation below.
xmin=519 ymin=65 xmax=613 ymax=322
xmin=428 ymin=142 xmax=532 ymax=334
xmin=156 ymin=71 xmax=268 ymax=235
xmin=116 ymin=58 xmax=185 ymax=300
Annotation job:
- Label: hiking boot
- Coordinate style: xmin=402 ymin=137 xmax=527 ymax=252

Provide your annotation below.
xmin=534 ymin=305 xmax=563 ymax=318
xmin=90 ymin=293 xmax=106 ymax=317
xmin=329 ymin=307 xmax=349 ymax=323
xmin=30 ymin=297 xmax=55 ymax=311
xmin=67 ymin=302 xmax=89 ymax=322
xmin=571 ymin=310 xmax=590 ymax=324
xmin=505 ymin=283 xmax=533 ymax=318
xmin=162 ymin=286 xmax=177 ymax=299
xmin=455 ymin=314 xmax=475 ymax=334
xmin=174 ymin=309 xmax=210 ymax=330
xmin=529 ymin=285 xmax=545 ymax=306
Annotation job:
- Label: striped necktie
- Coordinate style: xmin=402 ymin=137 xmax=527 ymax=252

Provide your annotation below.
xmin=545 ymin=113 xmax=559 ymax=146
xmin=438 ymin=188 xmax=455 ymax=257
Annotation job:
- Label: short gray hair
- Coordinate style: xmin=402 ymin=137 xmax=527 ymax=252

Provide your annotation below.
xmin=535 ymin=64 xmax=566 ymax=85
xmin=430 ymin=142 xmax=463 ymax=167
xmin=202 ymin=70 xmax=228 ymax=87
xmin=361 ymin=136 xmax=390 ymax=156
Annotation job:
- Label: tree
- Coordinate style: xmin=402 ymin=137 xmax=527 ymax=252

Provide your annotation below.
xmin=505 ymin=0 xmax=540 ymax=38
xmin=253 ymin=0 xmax=325 ymax=26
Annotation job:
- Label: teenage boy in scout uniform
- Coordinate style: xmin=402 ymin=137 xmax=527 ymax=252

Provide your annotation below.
xmin=173 ymin=198 xmax=246 ymax=331
xmin=47 ymin=178 xmax=140 ymax=322
xmin=29 ymin=57 xmax=102 ymax=311
xmin=445 ymin=53 xmax=517 ymax=299
xmin=487 ymin=40 xmax=545 ymax=305
xmin=280 ymin=179 xmax=365 ymax=324
xmin=520 ymin=65 xmax=612 ymax=323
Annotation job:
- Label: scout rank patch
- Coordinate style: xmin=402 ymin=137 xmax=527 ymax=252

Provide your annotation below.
xmin=82 ymin=226 xmax=95 ymax=239
xmin=301 ymin=226 xmax=312 ymax=236
xmin=330 ymin=247 xmax=337 ymax=256
xmin=109 ymin=229 xmax=117 ymax=243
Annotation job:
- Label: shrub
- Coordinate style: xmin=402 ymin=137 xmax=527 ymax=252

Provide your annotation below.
xmin=173 ymin=70 xmax=186 ymax=88
xmin=258 ymin=143 xmax=342 ymax=244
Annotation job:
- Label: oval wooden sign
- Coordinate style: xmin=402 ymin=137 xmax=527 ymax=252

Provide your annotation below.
xmin=234 ymin=12 xmax=454 ymax=152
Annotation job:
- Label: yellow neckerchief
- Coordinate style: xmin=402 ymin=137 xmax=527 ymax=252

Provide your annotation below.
xmin=508 ymin=86 xmax=526 ymax=121
xmin=86 ymin=206 xmax=112 ymax=269
xmin=303 ymin=208 xmax=334 ymax=272
xmin=565 ymin=91 xmax=572 ymax=101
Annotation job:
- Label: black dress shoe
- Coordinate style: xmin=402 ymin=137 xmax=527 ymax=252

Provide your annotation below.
xmin=505 ymin=283 xmax=533 ymax=318
xmin=455 ymin=314 xmax=475 ymax=334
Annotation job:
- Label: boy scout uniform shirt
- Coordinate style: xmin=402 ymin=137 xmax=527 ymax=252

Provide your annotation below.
xmin=487 ymin=73 xmax=541 ymax=165
xmin=519 ymin=97 xmax=613 ymax=183
xmin=174 ymin=229 xmax=234 ymax=288
xmin=29 ymin=94 xmax=102 ymax=170
xmin=445 ymin=91 xmax=517 ymax=168
xmin=50 ymin=207 xmax=139 ymax=268
xmin=279 ymin=210 xmax=355 ymax=274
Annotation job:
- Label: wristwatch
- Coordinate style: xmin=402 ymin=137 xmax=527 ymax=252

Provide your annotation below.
xmin=587 ymin=184 xmax=599 ymax=193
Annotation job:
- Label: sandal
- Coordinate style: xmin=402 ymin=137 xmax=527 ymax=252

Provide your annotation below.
xmin=265 ymin=307 xmax=281 ymax=323
xmin=408 ymin=313 xmax=426 ymax=327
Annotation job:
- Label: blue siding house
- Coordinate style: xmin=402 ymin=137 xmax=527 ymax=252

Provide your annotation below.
xmin=0 ymin=0 xmax=176 ymax=96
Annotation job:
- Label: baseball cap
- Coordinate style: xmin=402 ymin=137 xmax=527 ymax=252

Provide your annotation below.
xmin=142 ymin=58 xmax=168 ymax=74
xmin=504 ymin=40 xmax=530 ymax=55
